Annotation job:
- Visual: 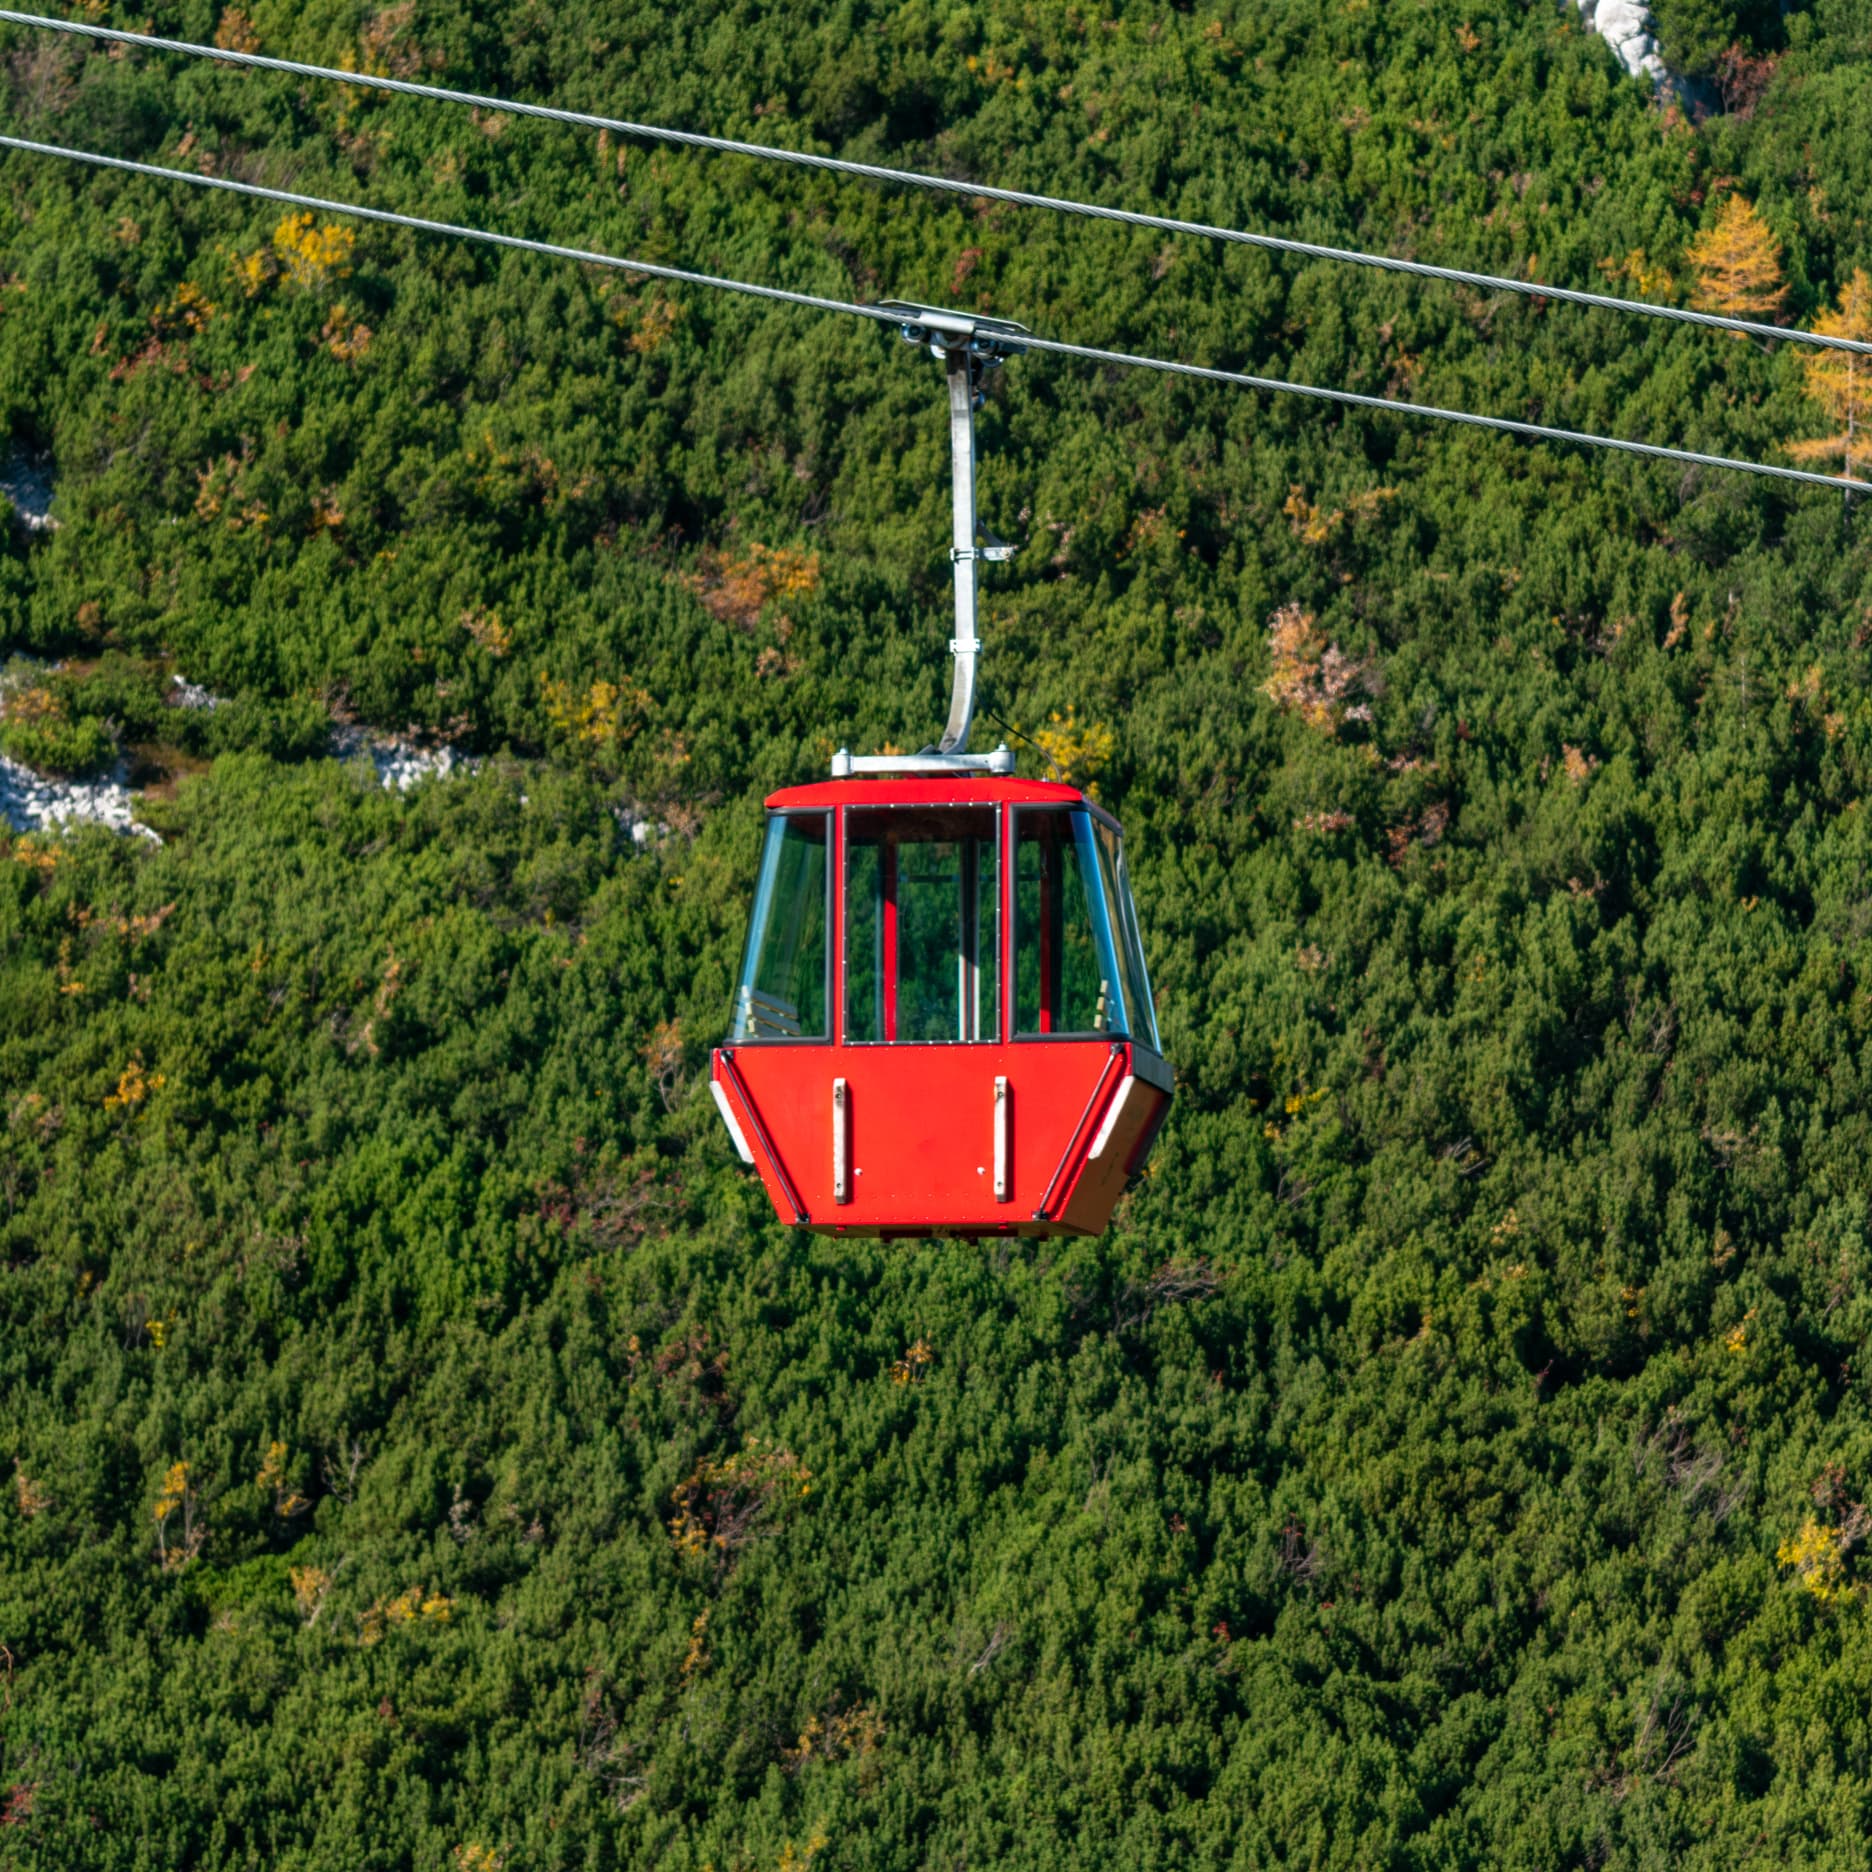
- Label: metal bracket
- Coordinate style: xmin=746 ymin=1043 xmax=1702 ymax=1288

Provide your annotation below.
xmin=878 ymin=301 xmax=1030 ymax=362
xmin=829 ymin=745 xmax=1016 ymax=778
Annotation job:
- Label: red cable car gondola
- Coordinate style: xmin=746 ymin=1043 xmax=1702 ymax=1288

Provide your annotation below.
xmin=710 ymin=305 xmax=1172 ymax=1237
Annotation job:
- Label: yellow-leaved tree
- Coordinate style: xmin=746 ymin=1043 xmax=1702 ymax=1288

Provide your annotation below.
xmin=1788 ymin=269 xmax=1872 ymax=481
xmin=1686 ymin=195 xmax=1788 ymax=320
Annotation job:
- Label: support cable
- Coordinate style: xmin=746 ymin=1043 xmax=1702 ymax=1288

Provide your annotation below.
xmin=2 ymin=5 xmax=1869 ymax=360
xmin=0 ymin=133 xmax=897 ymax=324
xmin=0 ymin=131 xmax=1864 ymax=496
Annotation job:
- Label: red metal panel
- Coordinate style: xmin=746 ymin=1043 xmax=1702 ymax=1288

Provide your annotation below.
xmin=1035 ymin=1045 xmax=1127 ymax=1221
xmin=998 ymin=803 xmax=1013 ymax=1046
xmin=1056 ymin=1067 xmax=1171 ymax=1233
xmin=714 ymin=1050 xmax=808 ymax=1225
xmin=880 ymin=841 xmax=898 ymax=1042
xmin=1037 ymin=838 xmax=1055 ymax=1034
xmin=831 ymin=800 xmax=847 ymax=1046
xmin=715 ymin=1038 xmax=1140 ymax=1236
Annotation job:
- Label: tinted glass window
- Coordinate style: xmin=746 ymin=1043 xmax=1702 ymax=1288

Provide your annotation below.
xmin=1013 ymin=808 xmax=1130 ymax=1037
xmin=1092 ymin=819 xmax=1159 ymax=1052
xmin=846 ymin=807 xmax=998 ymax=1043
xmin=731 ymin=812 xmax=828 ymax=1039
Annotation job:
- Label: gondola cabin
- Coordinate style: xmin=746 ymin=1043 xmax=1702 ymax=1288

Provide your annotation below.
xmin=711 ymin=774 xmax=1172 ymax=1237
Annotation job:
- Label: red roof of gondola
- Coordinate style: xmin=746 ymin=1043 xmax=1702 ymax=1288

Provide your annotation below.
xmin=766 ymin=775 xmax=1096 ymax=812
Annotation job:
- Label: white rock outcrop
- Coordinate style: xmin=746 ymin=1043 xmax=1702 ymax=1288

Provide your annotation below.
xmin=0 ymin=455 xmax=56 ymax=532
xmin=168 ymin=673 xmax=223 ymax=711
xmin=613 ymin=803 xmax=669 ymax=846
xmin=331 ymin=724 xmax=478 ymax=792
xmin=0 ymin=657 xmax=155 ymax=839
xmin=0 ymin=755 xmax=159 ymax=841
xmin=1573 ymin=0 xmax=1671 ymax=83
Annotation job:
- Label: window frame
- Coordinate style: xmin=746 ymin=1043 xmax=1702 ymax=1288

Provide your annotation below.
xmin=838 ymin=800 xmax=1003 ymax=1047
xmin=1110 ymin=837 xmax=1162 ymax=1054
xmin=728 ymin=808 xmax=833 ymax=1044
xmin=1087 ymin=815 xmax=1162 ymax=1056
xmin=1009 ymin=803 xmax=1138 ymax=1044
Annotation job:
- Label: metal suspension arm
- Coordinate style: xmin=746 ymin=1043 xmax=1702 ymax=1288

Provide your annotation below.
xmin=940 ymin=342 xmax=982 ymax=755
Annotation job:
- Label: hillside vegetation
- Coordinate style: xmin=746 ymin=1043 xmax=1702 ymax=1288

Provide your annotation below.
xmin=7 ymin=0 xmax=1872 ymax=1864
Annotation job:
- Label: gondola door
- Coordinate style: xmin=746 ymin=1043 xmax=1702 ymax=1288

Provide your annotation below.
xmin=828 ymin=801 xmax=1007 ymax=1228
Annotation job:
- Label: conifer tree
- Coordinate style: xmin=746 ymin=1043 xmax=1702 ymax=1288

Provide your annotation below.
xmin=1685 ymin=194 xmax=1789 ymax=319
xmin=1787 ymin=269 xmax=1872 ymax=480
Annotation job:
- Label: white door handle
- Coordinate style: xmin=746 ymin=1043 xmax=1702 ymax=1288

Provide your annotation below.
xmin=833 ymin=1077 xmax=850 ymax=1204
xmin=993 ymin=1076 xmax=1009 ymax=1202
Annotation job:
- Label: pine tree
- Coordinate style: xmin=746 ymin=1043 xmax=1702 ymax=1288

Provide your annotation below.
xmin=1787 ymin=269 xmax=1872 ymax=480
xmin=1685 ymin=194 xmax=1789 ymax=319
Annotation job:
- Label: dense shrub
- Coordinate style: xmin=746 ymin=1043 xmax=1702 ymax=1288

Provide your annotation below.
xmin=0 ymin=707 xmax=114 ymax=776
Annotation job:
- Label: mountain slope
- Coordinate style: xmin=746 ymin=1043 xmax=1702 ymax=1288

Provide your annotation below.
xmin=6 ymin=1 xmax=1872 ymax=1865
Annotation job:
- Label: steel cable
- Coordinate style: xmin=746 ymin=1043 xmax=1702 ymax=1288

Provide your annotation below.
xmin=2 ymin=5 xmax=1869 ymax=360
xmin=0 ymin=132 xmax=1864 ymax=496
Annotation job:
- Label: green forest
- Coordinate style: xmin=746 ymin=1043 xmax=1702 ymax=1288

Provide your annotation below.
xmin=8 ymin=0 xmax=1872 ymax=1862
